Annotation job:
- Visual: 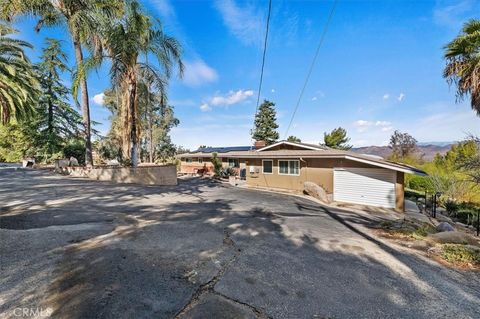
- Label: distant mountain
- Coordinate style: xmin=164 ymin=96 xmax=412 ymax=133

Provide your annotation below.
xmin=417 ymin=141 xmax=457 ymax=147
xmin=352 ymin=144 xmax=454 ymax=161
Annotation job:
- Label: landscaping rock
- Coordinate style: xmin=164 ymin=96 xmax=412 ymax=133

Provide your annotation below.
xmin=436 ymin=214 xmax=453 ymax=223
xmin=436 ymin=222 xmax=455 ymax=232
xmin=405 ymin=200 xmax=420 ymax=213
xmin=426 ymin=231 xmax=480 ymax=246
xmin=69 ymin=157 xmax=79 ymax=166
xmin=304 ymin=181 xmax=330 ymax=204
xmin=405 ymin=211 xmax=431 ymax=224
xmin=106 ymin=159 xmax=120 ymax=166
xmin=55 ymin=159 xmax=69 ymax=169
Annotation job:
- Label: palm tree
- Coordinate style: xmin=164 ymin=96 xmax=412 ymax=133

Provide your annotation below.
xmin=1 ymin=0 xmax=122 ymax=166
xmin=444 ymin=19 xmax=480 ymax=116
xmin=103 ymin=0 xmax=183 ymax=166
xmin=0 ymin=23 xmax=38 ymax=124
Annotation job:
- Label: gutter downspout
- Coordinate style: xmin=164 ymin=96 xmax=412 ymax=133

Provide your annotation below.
xmin=299 ymin=157 xmax=307 ymax=185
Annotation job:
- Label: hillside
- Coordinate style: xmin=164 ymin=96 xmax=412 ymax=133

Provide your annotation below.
xmin=351 ymin=144 xmax=453 ymax=161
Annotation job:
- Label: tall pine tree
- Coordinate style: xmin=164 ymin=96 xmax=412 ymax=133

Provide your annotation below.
xmin=35 ymin=38 xmax=82 ymax=161
xmin=251 ymin=100 xmax=279 ymax=145
xmin=324 ymin=127 xmax=352 ymax=150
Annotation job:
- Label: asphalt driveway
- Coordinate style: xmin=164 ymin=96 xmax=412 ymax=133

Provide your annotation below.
xmin=1 ymin=169 xmax=479 ymax=319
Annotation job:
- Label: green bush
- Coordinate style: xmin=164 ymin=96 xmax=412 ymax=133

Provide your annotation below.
xmin=456 ymin=210 xmax=479 ymax=227
xmin=210 ymin=152 xmax=222 ymax=177
xmin=405 ymin=188 xmax=425 ymax=201
xmin=442 ymin=244 xmax=480 ymax=265
xmin=63 ymin=140 xmax=86 ymax=165
xmin=406 ymin=175 xmax=432 ymax=192
xmin=445 ymin=200 xmax=459 ymax=214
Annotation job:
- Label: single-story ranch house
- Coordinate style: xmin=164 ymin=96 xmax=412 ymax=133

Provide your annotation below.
xmin=178 ymin=140 xmax=426 ymax=212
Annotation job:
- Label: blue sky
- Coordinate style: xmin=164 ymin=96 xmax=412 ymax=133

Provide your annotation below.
xmin=11 ymin=0 xmax=480 ymax=149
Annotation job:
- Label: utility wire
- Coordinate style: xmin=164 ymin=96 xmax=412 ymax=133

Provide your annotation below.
xmin=284 ymin=0 xmax=339 ymax=139
xmin=251 ymin=0 xmax=272 ymax=140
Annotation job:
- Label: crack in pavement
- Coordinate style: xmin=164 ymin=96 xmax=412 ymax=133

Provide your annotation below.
xmin=174 ymin=228 xmax=270 ymax=319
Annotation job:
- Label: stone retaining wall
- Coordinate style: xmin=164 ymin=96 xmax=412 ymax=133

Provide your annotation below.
xmin=57 ymin=165 xmax=177 ymax=186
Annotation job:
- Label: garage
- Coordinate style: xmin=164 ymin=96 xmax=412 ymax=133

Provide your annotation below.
xmin=333 ymin=167 xmax=397 ymax=209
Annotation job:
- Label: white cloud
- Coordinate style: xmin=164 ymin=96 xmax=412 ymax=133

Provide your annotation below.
xmin=183 ymin=60 xmax=218 ymax=87
xmin=214 ymin=0 xmax=264 ymax=46
xmin=93 ymin=93 xmax=105 ymax=105
xmin=375 ymin=121 xmax=391 ymax=127
xmin=271 ymin=89 xmax=275 ymax=93
xmin=316 ymin=90 xmax=326 ymax=98
xmin=200 ymin=103 xmax=211 ymax=112
xmin=383 ymin=94 xmax=390 ymax=100
xmin=311 ymin=97 xmax=318 ymax=101
xmin=397 ymin=93 xmax=405 ymax=102
xmin=407 ymin=109 xmax=480 ymax=142
xmin=433 ymin=0 xmax=476 ymax=27
xmin=354 ymin=120 xmax=393 ymax=133
xmin=151 ymin=0 xmax=175 ymax=18
xmin=211 ymin=89 xmax=254 ymax=106
xmin=353 ymin=120 xmax=373 ymax=132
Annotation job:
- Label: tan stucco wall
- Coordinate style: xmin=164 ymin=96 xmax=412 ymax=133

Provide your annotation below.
xmin=58 ymin=165 xmax=178 ymax=185
xmin=246 ymin=158 xmax=405 ymax=212
xmin=395 ymin=172 xmax=405 ymax=212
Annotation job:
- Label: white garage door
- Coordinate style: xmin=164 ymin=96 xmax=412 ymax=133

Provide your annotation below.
xmin=333 ymin=168 xmax=396 ymax=208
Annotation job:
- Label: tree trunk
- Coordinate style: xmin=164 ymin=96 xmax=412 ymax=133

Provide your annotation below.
xmin=72 ymin=35 xmax=93 ymax=166
xmin=127 ymin=79 xmax=138 ymax=167
xmin=47 ymin=70 xmax=53 ymax=134
xmin=148 ymin=116 xmax=153 ymax=163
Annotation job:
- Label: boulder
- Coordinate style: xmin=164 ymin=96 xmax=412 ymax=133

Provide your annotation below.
xmin=69 ymin=157 xmax=79 ymax=166
xmin=106 ymin=159 xmax=120 ymax=166
xmin=55 ymin=159 xmax=70 ymax=169
xmin=436 ymin=214 xmax=453 ymax=224
xmin=436 ymin=221 xmax=455 ymax=232
xmin=304 ymin=181 xmax=330 ymax=204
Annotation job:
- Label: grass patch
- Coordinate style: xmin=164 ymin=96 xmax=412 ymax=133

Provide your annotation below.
xmin=378 ymin=220 xmax=437 ymax=240
xmin=397 ymin=224 xmax=437 ymax=240
xmin=441 ymin=244 xmax=480 ymax=266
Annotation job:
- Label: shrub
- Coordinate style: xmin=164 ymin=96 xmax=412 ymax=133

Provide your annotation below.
xmin=221 ymin=167 xmax=237 ymax=177
xmin=445 ymin=200 xmax=459 ymax=214
xmin=406 ymin=175 xmax=432 ymax=192
xmin=456 ymin=210 xmax=479 ymax=227
xmin=441 ymin=244 xmax=480 ymax=265
xmin=412 ymin=224 xmax=437 ymax=239
xmin=210 ymin=152 xmax=222 ymax=177
xmin=405 ymin=188 xmax=425 ymax=201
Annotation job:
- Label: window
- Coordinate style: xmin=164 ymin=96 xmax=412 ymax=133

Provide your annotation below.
xmin=228 ymin=158 xmax=239 ymax=168
xmin=278 ymin=160 xmax=300 ymax=175
xmin=262 ymin=160 xmax=273 ymax=174
xmin=198 ymin=158 xmax=203 ymax=164
xmin=186 ymin=158 xmax=192 ymax=163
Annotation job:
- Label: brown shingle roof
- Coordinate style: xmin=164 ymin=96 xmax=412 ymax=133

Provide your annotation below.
xmin=177 ymin=141 xmax=426 ymax=176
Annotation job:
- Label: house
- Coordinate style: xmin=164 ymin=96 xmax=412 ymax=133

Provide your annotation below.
xmin=178 ymin=140 xmax=426 ymax=212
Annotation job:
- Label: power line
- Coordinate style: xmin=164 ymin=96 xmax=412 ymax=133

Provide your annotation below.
xmin=284 ymin=0 xmax=339 ymax=139
xmin=251 ymin=0 xmax=272 ymax=139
